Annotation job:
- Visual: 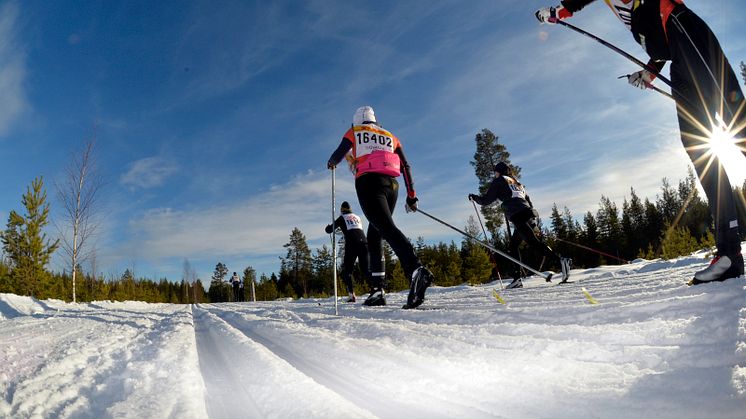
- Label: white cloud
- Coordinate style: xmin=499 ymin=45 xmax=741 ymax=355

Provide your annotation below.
xmin=120 ymin=170 xmax=354 ymax=261
xmin=0 ymin=1 xmax=28 ymax=137
xmin=120 ymin=156 xmax=179 ymax=189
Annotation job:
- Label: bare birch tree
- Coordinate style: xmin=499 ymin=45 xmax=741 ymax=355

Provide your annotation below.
xmin=56 ymin=139 xmax=104 ymax=303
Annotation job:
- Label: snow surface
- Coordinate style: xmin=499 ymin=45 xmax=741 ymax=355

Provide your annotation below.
xmin=1 ymin=250 xmax=745 ymax=419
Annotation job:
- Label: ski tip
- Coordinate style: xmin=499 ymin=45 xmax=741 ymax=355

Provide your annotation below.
xmin=581 ymin=287 xmax=599 ymax=305
xmin=492 ymin=289 xmax=507 ymax=304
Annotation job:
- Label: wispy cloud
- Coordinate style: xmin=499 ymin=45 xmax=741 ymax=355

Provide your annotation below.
xmin=117 ymin=170 xmax=352 ymax=261
xmin=0 ymin=1 xmax=28 ymax=138
xmin=120 ymin=156 xmax=179 ymax=190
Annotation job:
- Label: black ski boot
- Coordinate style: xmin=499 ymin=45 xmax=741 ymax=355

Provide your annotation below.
xmin=688 ymin=253 xmax=744 ymax=286
xmin=403 ymin=266 xmax=433 ymax=309
xmin=505 ymin=278 xmax=523 ymax=289
xmin=362 ymin=288 xmax=386 ymax=306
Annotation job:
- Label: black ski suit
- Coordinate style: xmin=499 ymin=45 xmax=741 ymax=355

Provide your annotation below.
xmin=328 ymin=122 xmax=423 ymax=288
xmin=472 ymin=175 xmax=560 ymax=278
xmin=326 ymin=212 xmax=370 ymax=294
xmin=560 ymin=0 xmax=743 ymax=259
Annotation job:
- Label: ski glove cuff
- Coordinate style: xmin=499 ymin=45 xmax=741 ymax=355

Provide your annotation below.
xmin=406 ymin=196 xmax=418 ymax=213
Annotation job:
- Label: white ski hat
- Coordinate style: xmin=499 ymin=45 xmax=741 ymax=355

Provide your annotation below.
xmin=353 ymin=106 xmax=376 ymax=125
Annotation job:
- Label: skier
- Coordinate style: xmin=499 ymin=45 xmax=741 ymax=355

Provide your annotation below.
xmin=230 ymin=272 xmax=241 ymax=302
xmin=327 ymin=106 xmax=434 ymax=308
xmin=535 ymin=0 xmax=745 ymax=284
xmin=469 ymin=161 xmax=571 ymax=288
xmin=325 ymin=201 xmax=369 ymax=303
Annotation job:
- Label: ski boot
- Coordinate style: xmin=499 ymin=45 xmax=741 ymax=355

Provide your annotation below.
xmin=505 ymin=278 xmax=523 ymax=289
xmin=362 ymin=288 xmax=386 ymax=306
xmin=403 ymin=266 xmax=434 ymax=309
xmin=688 ymin=253 xmax=744 ymax=286
xmin=346 ymin=292 xmax=356 ymax=303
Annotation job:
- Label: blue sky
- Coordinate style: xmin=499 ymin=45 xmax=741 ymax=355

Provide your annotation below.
xmin=1 ymin=0 xmax=745 ymax=283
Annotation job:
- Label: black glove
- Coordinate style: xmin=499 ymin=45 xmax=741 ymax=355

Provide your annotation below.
xmin=405 ymin=196 xmax=418 ymax=213
xmin=468 ymin=194 xmax=479 ymax=202
xmin=327 ymin=160 xmax=336 ymax=170
xmin=325 ymin=224 xmax=333 ymax=234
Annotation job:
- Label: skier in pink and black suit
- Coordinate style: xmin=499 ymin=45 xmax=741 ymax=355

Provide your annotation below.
xmin=327 ymin=106 xmax=433 ymax=309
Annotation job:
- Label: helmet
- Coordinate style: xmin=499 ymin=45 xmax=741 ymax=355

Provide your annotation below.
xmin=494 ymin=161 xmax=511 ymax=175
xmin=353 ymin=106 xmax=376 ymax=125
xmin=340 ymin=201 xmax=352 ymax=213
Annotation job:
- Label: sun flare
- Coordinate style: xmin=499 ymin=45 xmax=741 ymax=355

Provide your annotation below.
xmin=707 ymin=115 xmax=746 ymax=186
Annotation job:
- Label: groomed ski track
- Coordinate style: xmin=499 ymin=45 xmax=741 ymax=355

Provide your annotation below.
xmin=1 ymin=250 xmax=745 ymax=418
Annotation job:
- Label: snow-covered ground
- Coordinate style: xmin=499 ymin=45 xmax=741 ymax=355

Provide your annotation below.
xmin=1 ymin=250 xmax=745 ymax=419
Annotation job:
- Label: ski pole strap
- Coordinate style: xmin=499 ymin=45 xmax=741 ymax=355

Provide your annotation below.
xmin=553 ymin=19 xmax=674 ymax=89
xmin=417 ymin=208 xmax=551 ymax=280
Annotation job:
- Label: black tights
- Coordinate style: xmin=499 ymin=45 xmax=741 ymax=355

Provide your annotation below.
xmin=355 ymin=174 xmax=421 ymax=287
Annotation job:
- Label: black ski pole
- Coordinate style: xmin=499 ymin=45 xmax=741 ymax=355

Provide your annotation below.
xmin=417 ymin=208 xmax=553 ymax=281
xmin=550 ymin=18 xmax=673 ymax=88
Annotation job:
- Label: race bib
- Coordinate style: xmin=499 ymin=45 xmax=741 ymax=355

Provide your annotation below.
xmin=504 ymin=176 xmax=527 ymax=200
xmin=353 ymin=125 xmax=395 ymax=157
xmin=342 ymin=213 xmax=363 ymax=231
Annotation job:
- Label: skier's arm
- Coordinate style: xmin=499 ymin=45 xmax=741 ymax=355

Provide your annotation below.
xmin=471 ymin=178 xmax=503 ymax=206
xmin=396 ymin=147 xmax=415 ymax=199
xmin=560 ymin=0 xmax=596 ymax=13
xmin=325 ymin=216 xmax=345 ymax=234
xmin=327 ymin=136 xmax=353 ymax=169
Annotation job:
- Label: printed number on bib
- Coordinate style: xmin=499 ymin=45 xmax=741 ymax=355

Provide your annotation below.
xmin=504 ymin=176 xmax=527 ymax=199
xmin=354 ymin=127 xmax=395 ymax=157
xmin=343 ymin=214 xmax=363 ymax=231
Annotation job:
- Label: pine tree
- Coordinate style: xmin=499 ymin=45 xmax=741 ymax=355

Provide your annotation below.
xmin=1 ymin=177 xmax=60 ymax=298
xmin=660 ymin=225 xmax=699 ymax=260
xmin=621 ymin=188 xmax=645 ymax=259
xmin=741 ymin=61 xmax=746 ymax=85
xmin=208 ymin=262 xmax=229 ymax=302
xmin=281 ymin=227 xmax=312 ymax=298
xmin=311 ymin=245 xmax=334 ymax=296
xmin=596 ymin=196 xmax=622 ymax=263
xmin=242 ymin=266 xmax=256 ymax=302
xmin=470 ymin=129 xmax=519 ymax=238
xmin=461 ymin=243 xmax=492 ymax=285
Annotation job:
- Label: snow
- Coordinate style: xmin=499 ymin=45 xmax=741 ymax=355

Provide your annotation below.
xmin=1 ymin=251 xmax=745 ymax=418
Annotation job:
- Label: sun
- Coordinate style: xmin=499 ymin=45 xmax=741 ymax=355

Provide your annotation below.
xmin=707 ymin=114 xmax=746 ymax=186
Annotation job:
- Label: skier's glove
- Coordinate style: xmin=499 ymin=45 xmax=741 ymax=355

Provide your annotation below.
xmin=327 ymin=160 xmax=336 ymax=170
xmin=535 ymin=5 xmax=571 ymax=24
xmin=325 ymin=224 xmax=333 ymax=234
xmin=405 ymin=196 xmax=418 ymax=213
xmin=627 ymin=70 xmax=656 ymax=89
xmin=468 ymin=194 xmax=479 ymax=202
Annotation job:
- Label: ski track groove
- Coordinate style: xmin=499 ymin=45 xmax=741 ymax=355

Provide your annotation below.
xmin=200 ymin=304 xmax=498 ymax=419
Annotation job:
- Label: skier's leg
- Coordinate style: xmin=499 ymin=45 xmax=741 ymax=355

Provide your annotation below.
xmin=669 ymin=11 xmax=743 ymax=281
xmin=341 ymin=248 xmax=356 ymax=295
xmin=356 ymin=174 xmax=422 ymax=278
